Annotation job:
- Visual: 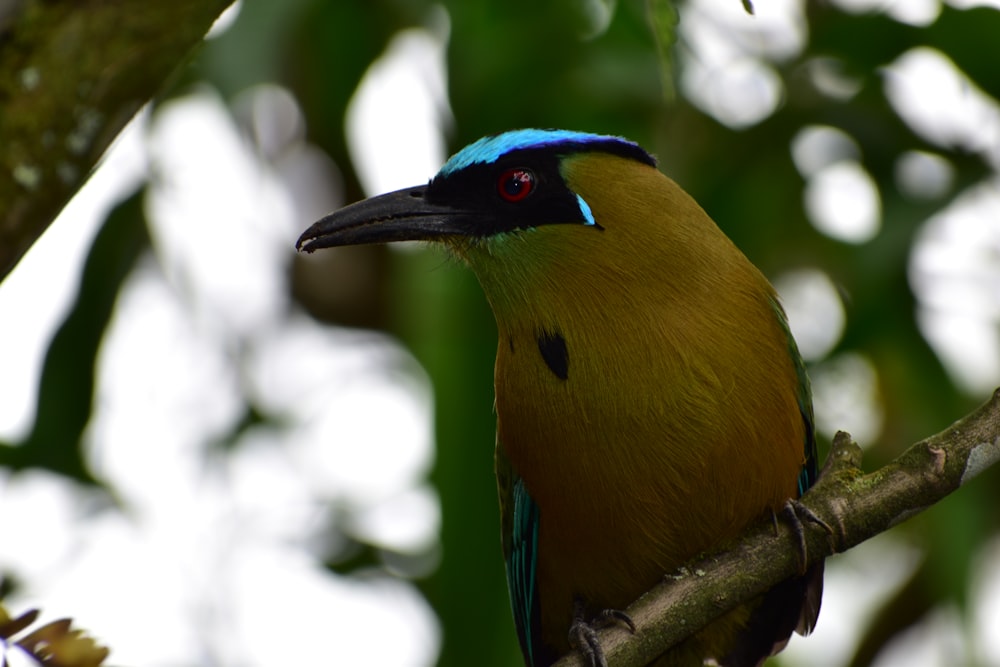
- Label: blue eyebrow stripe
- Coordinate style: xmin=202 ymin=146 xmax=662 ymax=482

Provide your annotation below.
xmin=439 ymin=129 xmax=646 ymax=176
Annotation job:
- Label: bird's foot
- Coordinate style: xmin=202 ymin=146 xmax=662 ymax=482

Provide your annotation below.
xmin=772 ymin=499 xmax=833 ymax=573
xmin=568 ymin=598 xmax=636 ymax=667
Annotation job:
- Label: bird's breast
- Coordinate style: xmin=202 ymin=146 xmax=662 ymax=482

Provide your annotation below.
xmin=493 ymin=294 xmax=805 ymax=622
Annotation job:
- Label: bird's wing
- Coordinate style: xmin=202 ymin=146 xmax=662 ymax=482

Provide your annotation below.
xmin=772 ymin=297 xmax=824 ymax=637
xmin=768 ymin=297 xmax=819 ymax=497
xmin=498 ymin=443 xmax=543 ymax=666
xmin=721 ymin=300 xmax=826 ymax=667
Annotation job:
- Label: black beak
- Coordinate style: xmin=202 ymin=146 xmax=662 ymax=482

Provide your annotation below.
xmin=296 ymin=184 xmax=473 ymax=253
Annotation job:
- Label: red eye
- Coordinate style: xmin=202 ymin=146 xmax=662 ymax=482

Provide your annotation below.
xmin=497 ymin=168 xmax=535 ymax=203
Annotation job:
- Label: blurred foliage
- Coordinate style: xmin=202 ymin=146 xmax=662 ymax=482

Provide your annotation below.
xmin=0 ymin=190 xmax=149 ymax=481
xmin=0 ymin=603 xmax=109 ymax=667
xmin=2 ymin=0 xmax=999 ymax=666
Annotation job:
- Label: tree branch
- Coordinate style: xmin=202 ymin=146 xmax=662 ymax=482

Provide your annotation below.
xmin=554 ymin=389 xmax=1000 ymax=666
xmin=0 ymin=0 xmax=233 ymax=282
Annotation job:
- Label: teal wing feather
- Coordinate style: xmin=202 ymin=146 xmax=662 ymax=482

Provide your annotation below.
xmin=497 ymin=443 xmax=544 ymax=666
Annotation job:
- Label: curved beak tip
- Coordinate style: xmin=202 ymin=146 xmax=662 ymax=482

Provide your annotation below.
xmin=294 ymin=228 xmax=319 ymax=253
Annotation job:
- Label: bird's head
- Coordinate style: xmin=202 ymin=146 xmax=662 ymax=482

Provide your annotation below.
xmin=297 ymin=129 xmax=725 ymax=322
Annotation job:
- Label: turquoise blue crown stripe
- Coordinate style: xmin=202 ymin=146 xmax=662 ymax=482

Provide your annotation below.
xmin=440 ymin=129 xmax=640 ymax=176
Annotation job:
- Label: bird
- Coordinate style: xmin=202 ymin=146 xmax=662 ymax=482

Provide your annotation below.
xmin=297 ymin=129 xmax=823 ymax=666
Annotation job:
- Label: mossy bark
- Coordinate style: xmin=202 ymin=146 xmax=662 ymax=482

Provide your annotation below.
xmin=0 ymin=0 xmax=233 ymax=279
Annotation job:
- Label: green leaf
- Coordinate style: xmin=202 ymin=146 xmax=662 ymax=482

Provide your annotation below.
xmin=0 ymin=188 xmax=148 ymax=483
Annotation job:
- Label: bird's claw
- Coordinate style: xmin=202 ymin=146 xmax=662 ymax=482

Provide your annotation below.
xmin=595 ymin=608 xmax=636 ymax=634
xmin=569 ymin=617 xmax=606 ymax=667
xmin=568 ymin=599 xmax=636 ymax=667
xmin=773 ymin=498 xmax=833 ymax=573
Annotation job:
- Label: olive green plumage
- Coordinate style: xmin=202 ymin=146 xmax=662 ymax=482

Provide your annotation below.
xmin=297 ymin=129 xmax=822 ymax=666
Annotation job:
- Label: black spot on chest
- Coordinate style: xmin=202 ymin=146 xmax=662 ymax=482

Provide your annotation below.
xmin=537 ymin=330 xmax=569 ymax=380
